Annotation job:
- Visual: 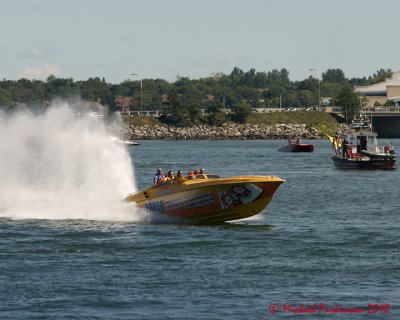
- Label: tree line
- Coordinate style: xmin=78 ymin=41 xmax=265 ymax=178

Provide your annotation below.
xmin=0 ymin=67 xmax=393 ymax=126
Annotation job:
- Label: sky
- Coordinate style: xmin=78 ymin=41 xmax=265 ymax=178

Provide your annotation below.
xmin=1 ymin=0 xmax=399 ymax=84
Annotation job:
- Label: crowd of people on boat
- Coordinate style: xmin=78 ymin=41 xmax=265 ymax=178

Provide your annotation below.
xmin=331 ymin=134 xmax=351 ymax=158
xmin=331 ymin=133 xmax=365 ymax=159
xmin=153 ymin=168 xmax=206 ymax=185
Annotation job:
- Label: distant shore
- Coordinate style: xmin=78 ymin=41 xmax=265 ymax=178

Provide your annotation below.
xmin=126 ymin=123 xmax=325 ymax=140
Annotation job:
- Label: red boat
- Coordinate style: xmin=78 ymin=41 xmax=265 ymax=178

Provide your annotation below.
xmin=278 ymin=138 xmax=315 ymax=152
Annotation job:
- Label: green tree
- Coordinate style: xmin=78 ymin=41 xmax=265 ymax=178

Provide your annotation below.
xmin=349 ymin=76 xmax=369 ymax=86
xmin=244 ymin=68 xmax=257 ymax=87
xmin=297 ymin=90 xmax=314 ymax=107
xmin=160 ymin=92 xmax=193 ymax=127
xmin=333 ymin=85 xmax=359 ymax=121
xmin=206 ymin=104 xmax=226 ymax=126
xmin=187 ymin=104 xmax=202 ymax=123
xmin=230 ymin=101 xmax=252 ymax=123
xmin=369 ymin=68 xmax=392 ymax=84
xmin=0 ymin=88 xmax=14 ymax=110
xmin=75 ymin=77 xmax=111 ymax=102
xmin=230 ymin=67 xmax=245 ymax=80
xmin=266 ymin=68 xmax=290 ymax=87
xmin=322 ymin=69 xmax=347 ymax=83
xmin=46 ymin=76 xmax=77 ymax=99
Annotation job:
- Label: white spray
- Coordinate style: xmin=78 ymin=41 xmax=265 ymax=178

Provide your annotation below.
xmin=0 ymin=102 xmax=144 ymax=221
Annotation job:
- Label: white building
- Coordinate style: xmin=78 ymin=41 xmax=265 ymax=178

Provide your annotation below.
xmin=354 ymin=71 xmax=400 ymax=107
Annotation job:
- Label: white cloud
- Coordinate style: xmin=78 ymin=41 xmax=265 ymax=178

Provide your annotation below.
xmin=18 ymin=63 xmax=61 ymax=80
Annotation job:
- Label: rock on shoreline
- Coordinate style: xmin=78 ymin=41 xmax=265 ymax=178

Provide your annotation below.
xmin=126 ymin=124 xmax=325 ymax=140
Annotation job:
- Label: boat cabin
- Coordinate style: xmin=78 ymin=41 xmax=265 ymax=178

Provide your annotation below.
xmin=344 ymin=130 xmax=392 ymax=159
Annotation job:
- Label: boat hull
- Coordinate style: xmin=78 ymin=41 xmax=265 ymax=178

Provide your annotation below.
xmin=278 ymin=143 xmax=314 ymax=152
xmin=124 ymin=176 xmax=284 ymax=223
xmin=331 ymin=155 xmax=396 ymax=169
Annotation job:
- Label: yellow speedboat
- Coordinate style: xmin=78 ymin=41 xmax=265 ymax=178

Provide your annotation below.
xmin=125 ymin=174 xmax=284 ymax=223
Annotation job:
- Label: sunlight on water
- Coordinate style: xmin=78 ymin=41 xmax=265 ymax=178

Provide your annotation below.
xmin=0 ymin=101 xmax=147 ymax=221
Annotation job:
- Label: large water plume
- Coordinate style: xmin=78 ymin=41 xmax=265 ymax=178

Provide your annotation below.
xmin=0 ymin=101 xmax=143 ymax=221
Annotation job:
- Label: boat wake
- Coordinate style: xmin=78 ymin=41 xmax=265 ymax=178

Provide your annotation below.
xmin=0 ymin=101 xmax=148 ymax=222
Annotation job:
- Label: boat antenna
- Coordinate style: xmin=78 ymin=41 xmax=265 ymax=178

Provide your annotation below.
xmin=370 ymin=100 xmax=373 ymax=132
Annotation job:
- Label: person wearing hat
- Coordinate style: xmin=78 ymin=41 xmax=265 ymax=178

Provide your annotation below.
xmin=175 ymin=170 xmax=185 ymax=182
xmin=153 ymin=168 xmax=165 ymax=185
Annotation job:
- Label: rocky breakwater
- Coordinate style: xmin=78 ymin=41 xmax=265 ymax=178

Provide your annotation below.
xmin=127 ymin=124 xmax=324 ymax=140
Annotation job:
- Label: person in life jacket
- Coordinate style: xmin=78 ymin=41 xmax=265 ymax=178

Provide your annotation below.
xmin=165 ymin=170 xmax=175 ymax=182
xmin=174 ymin=170 xmax=185 ymax=182
xmin=333 ymin=135 xmax=341 ymax=155
xmin=153 ymin=168 xmax=165 ymax=185
xmin=187 ymin=171 xmax=194 ymax=180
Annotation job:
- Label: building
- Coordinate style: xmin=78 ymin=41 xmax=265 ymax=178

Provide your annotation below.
xmin=354 ymin=71 xmax=400 ymax=107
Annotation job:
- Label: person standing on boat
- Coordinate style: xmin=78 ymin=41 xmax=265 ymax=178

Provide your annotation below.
xmin=153 ymin=168 xmax=165 ymax=185
xmin=342 ymin=135 xmax=349 ymax=158
xmin=360 ymin=136 xmax=367 ymax=151
xmin=333 ymin=135 xmax=341 ymax=155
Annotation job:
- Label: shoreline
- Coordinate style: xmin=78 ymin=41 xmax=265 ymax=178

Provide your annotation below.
xmin=126 ymin=123 xmax=326 ymax=140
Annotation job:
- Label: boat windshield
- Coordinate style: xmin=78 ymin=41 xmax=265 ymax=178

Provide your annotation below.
xmin=367 ymin=135 xmax=375 ymax=145
xmin=205 ymin=174 xmax=220 ymax=178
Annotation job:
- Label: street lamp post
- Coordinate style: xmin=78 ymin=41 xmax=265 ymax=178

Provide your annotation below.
xmin=309 ymin=68 xmax=320 ymax=111
xmin=131 ymin=73 xmax=143 ymax=112
xmin=279 ymin=88 xmax=285 ymax=111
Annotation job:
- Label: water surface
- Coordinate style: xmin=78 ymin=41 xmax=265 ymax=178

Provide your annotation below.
xmin=1 ymin=139 xmax=399 ymax=319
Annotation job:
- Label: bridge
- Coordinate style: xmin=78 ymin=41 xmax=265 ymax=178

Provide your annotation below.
xmin=333 ymin=109 xmax=400 ymax=138
xmin=369 ymin=111 xmax=400 ymax=138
